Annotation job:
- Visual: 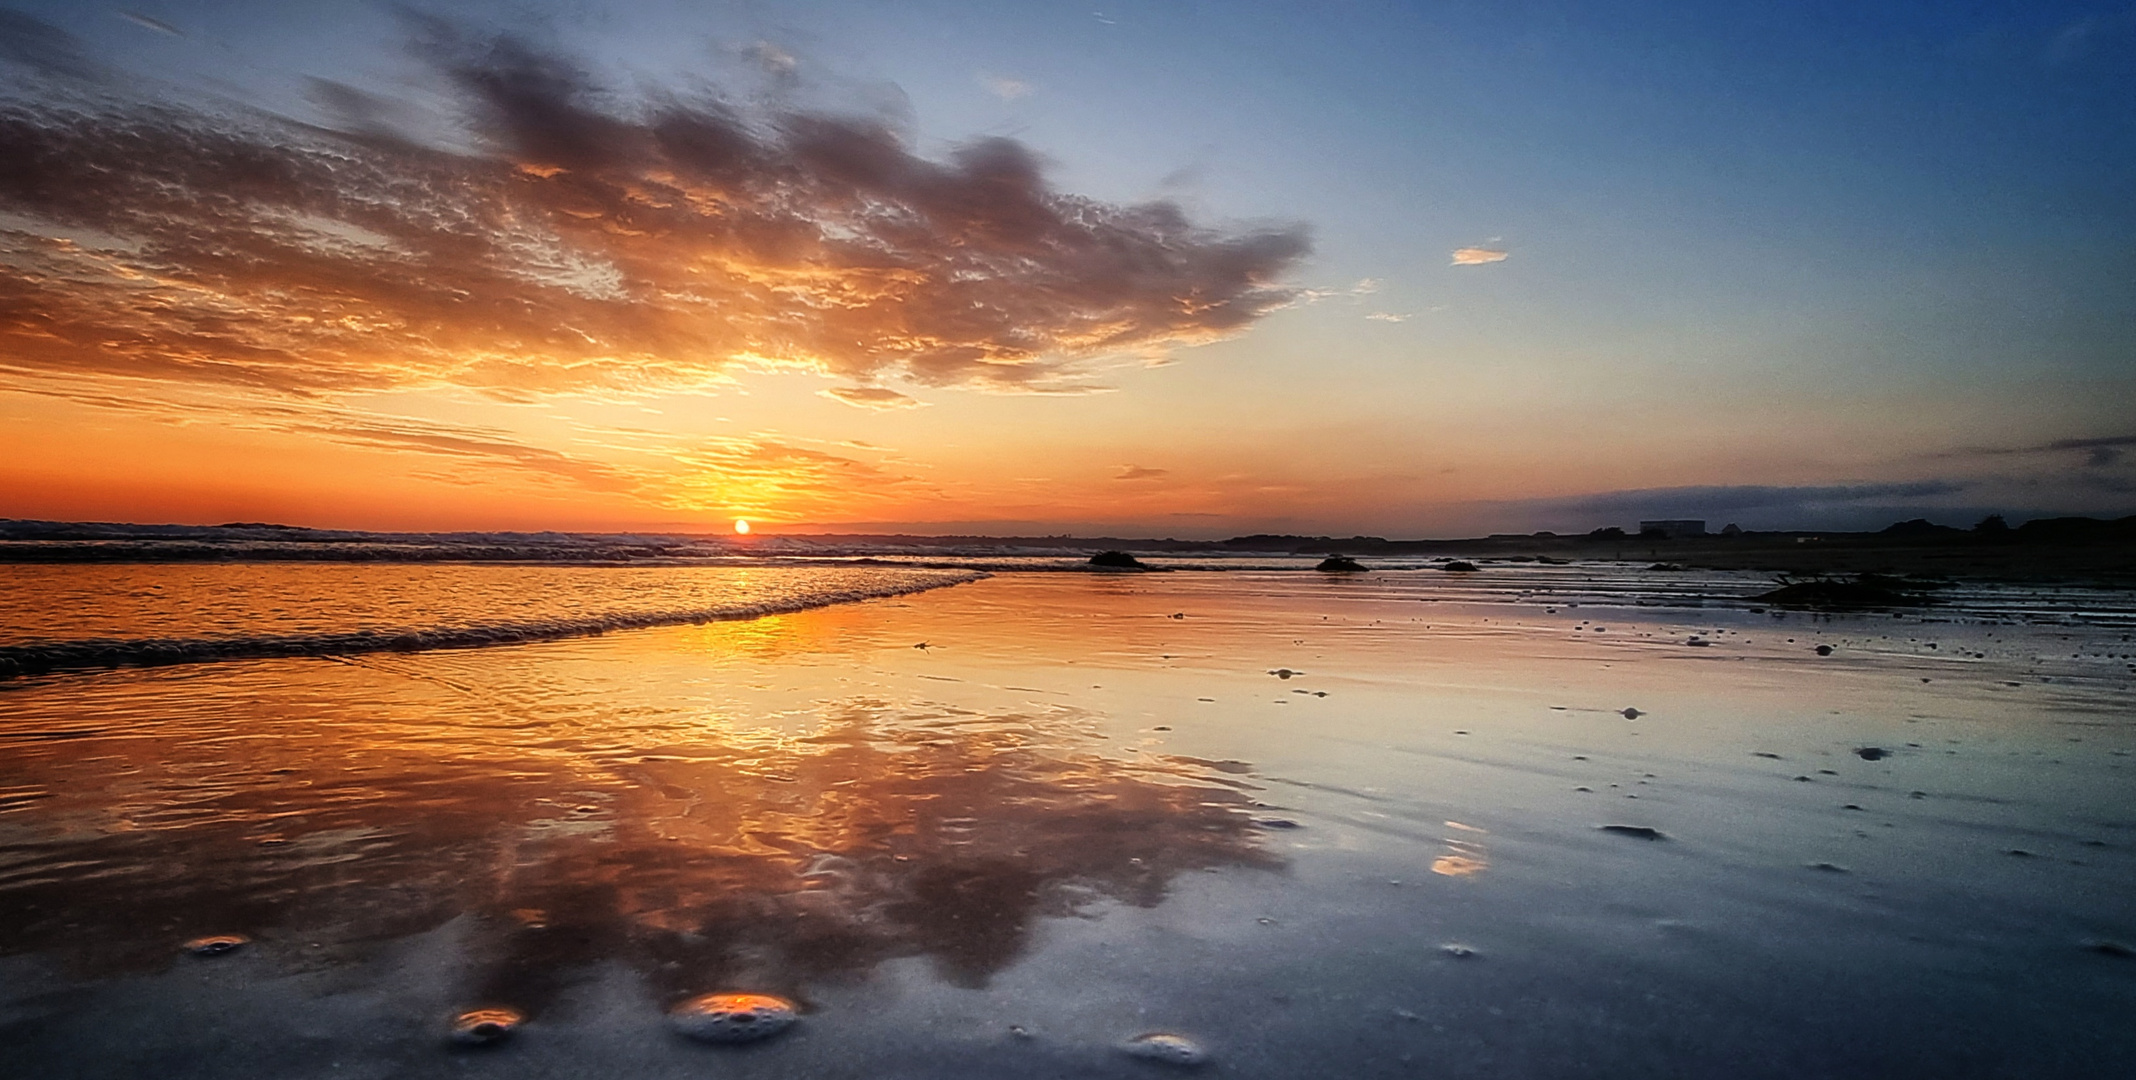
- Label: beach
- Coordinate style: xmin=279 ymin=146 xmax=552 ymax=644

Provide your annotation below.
xmin=2 ymin=562 xmax=2133 ymax=1078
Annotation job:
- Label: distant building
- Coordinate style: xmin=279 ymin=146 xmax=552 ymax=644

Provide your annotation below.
xmin=1637 ymin=519 xmax=1707 ymax=539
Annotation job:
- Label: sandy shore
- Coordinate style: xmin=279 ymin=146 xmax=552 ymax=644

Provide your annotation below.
xmin=2 ymin=569 xmax=2133 ymax=1077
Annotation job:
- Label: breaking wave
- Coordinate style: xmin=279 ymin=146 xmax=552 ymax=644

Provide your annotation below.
xmin=0 ymin=570 xmax=981 ymax=679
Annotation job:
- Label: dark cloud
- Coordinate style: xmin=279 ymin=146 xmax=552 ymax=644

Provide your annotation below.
xmin=1461 ymin=480 xmax=1997 ymax=534
xmin=1550 ymin=481 xmax=1969 ymax=517
xmin=0 ymin=10 xmax=100 ymax=81
xmin=302 ymin=78 xmax=418 ymax=141
xmin=0 ymin=24 xmax=1309 ymax=404
xmin=2044 ymin=434 xmax=2136 ymax=468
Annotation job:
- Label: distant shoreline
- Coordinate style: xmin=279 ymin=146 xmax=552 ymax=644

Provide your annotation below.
xmin=2 ymin=517 xmax=2131 ymax=586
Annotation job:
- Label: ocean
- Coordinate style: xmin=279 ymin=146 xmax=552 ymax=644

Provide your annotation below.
xmin=2 ymin=558 xmax=2132 ymax=1077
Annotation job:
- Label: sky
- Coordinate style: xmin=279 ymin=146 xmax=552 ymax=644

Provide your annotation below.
xmin=1 ymin=0 xmax=2131 ymax=537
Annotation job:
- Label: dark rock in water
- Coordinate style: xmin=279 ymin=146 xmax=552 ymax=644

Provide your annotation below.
xmin=1815 ymin=644 xmax=1835 ymax=656
xmin=1089 ymin=550 xmax=1149 ymax=570
xmin=183 ymin=934 xmax=248 ymax=957
xmin=1620 ymin=707 xmax=1643 ymax=719
xmin=1251 ymin=817 xmax=1302 ymax=829
xmin=1316 ymin=555 xmax=1366 ymax=572
xmin=1442 ymin=560 xmax=1479 ymax=572
xmin=1268 ymin=668 xmax=1302 ymax=679
xmin=1808 ymin=862 xmax=1849 ymax=873
xmin=2084 ymin=939 xmax=2135 ymax=958
xmin=1753 ymin=573 xmax=1936 ymax=610
xmin=1599 ymin=825 xmax=1665 ymax=840
xmin=450 ymin=1008 xmax=524 ymax=1047
xmin=1855 ymin=746 xmax=1889 ymax=760
xmin=1119 ymin=1032 xmax=1208 ymax=1068
xmin=668 ymin=992 xmax=798 ymax=1044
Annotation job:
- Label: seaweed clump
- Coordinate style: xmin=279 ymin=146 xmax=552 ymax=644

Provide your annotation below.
xmin=1088 ymin=550 xmax=1150 ymax=570
xmin=1751 ymin=573 xmax=1938 ymax=609
xmin=1316 ymin=555 xmax=1366 ymax=572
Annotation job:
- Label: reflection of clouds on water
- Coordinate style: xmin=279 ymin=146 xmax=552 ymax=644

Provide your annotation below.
xmin=0 ymin=691 xmax=1279 ymax=1005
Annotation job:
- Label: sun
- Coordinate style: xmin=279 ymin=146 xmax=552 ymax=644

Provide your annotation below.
xmin=734 ymin=518 xmax=751 ymax=535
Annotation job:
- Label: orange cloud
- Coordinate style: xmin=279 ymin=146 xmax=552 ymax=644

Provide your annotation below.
xmin=1 ymin=372 xmax=925 ymax=524
xmin=0 ymin=24 xmax=1310 ymax=408
xmin=1450 ymin=247 xmax=1509 ymax=265
xmin=820 ymin=386 xmax=926 ymax=410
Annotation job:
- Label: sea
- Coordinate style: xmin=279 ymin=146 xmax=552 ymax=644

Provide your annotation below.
xmin=2 ymin=552 xmax=2132 ymax=1078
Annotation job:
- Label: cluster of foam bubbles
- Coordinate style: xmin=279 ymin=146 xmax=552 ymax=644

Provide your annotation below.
xmin=666 ymin=993 xmax=800 ymax=1044
xmin=187 ymin=944 xmax=1213 ymax=1067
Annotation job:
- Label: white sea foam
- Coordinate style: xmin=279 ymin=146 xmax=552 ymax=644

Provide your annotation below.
xmin=0 ymin=568 xmax=981 ymax=678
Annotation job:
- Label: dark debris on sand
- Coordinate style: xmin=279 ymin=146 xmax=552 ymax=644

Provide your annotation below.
xmin=1316 ymin=555 xmax=1366 ymax=572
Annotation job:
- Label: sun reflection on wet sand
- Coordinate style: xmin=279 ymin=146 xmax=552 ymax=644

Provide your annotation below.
xmin=1430 ymin=821 xmax=1490 ymax=877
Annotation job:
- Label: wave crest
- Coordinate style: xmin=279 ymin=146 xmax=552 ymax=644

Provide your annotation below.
xmin=0 ymin=571 xmax=981 ymax=679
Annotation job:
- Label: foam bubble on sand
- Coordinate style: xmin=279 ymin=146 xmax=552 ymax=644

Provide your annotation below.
xmin=183 ymin=934 xmax=247 ymax=956
xmin=668 ymin=992 xmax=798 ymax=1044
xmin=450 ymin=1008 xmax=523 ymax=1047
xmin=1120 ymin=1032 xmax=1209 ymax=1067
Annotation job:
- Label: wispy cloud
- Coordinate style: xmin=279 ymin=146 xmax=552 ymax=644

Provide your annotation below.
xmin=0 ymin=15 xmax=1310 ymax=408
xmin=1295 ymin=278 xmax=1384 ymax=304
xmin=744 ymin=40 xmax=798 ymax=76
xmin=1943 ymin=432 xmax=2136 ymax=468
xmin=1450 ymin=247 xmax=1509 ymax=266
xmin=979 ymin=73 xmax=1032 ymax=101
xmin=820 ymin=386 xmax=925 ymax=410
xmin=1365 ymin=311 xmax=1410 ymax=322
xmin=1115 ymin=465 xmax=1168 ymax=480
xmin=117 ymin=11 xmax=184 ymax=37
xmin=0 ymin=372 xmax=928 ymax=516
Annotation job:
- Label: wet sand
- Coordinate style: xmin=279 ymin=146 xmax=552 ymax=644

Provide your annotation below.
xmin=2 ymin=568 xmax=2133 ymax=1077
